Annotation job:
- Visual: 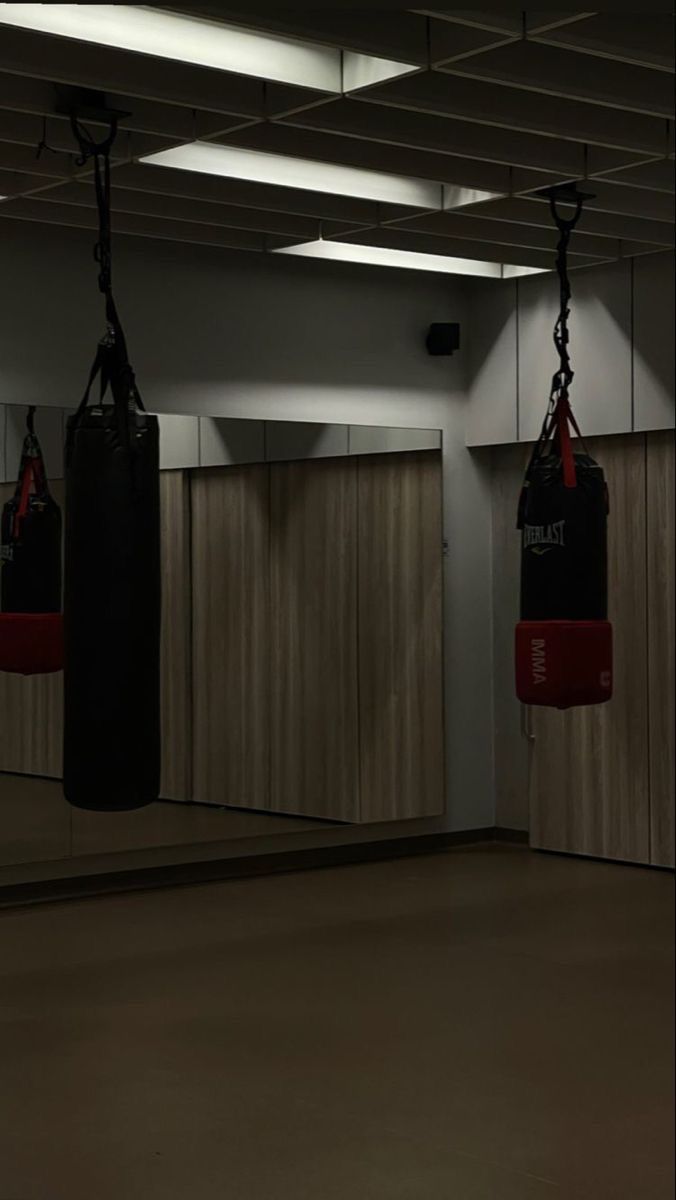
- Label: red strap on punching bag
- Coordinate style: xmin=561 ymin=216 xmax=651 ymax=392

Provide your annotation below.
xmin=14 ymin=454 xmax=46 ymax=538
xmin=557 ymin=395 xmax=577 ymax=489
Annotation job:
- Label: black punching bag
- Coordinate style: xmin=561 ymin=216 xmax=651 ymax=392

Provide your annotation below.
xmin=519 ymin=399 xmax=609 ymax=622
xmin=63 ymin=340 xmax=161 ymax=810
xmin=515 ymin=396 xmax=612 ymax=711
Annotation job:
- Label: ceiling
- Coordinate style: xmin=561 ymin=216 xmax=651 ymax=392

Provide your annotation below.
xmin=0 ymin=6 xmax=674 ymax=274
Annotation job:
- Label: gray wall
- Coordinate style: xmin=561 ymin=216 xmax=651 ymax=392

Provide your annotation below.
xmin=0 ymin=222 xmax=494 ymax=834
xmin=466 ymin=251 xmax=675 ymax=446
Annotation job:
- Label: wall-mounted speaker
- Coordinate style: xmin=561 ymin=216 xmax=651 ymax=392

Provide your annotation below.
xmin=426 ymin=323 xmax=460 ymax=356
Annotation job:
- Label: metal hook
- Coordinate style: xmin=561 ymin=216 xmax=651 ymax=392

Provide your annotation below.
xmin=69 ymin=112 xmax=118 ymax=164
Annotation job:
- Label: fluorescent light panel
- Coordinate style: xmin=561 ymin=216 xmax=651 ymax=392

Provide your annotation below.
xmin=0 ymin=5 xmax=415 ymax=92
xmin=140 ymin=143 xmax=442 ymax=209
xmin=274 ymin=240 xmax=503 ymax=277
xmin=274 ymin=240 xmax=550 ymax=278
xmin=501 ymin=264 xmax=549 ymax=277
xmin=442 ymin=185 xmax=503 ymax=210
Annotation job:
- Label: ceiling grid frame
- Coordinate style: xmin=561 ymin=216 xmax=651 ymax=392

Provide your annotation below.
xmin=0 ymin=5 xmax=672 ymax=272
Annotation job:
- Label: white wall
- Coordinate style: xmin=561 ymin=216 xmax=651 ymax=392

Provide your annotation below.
xmin=0 ymin=222 xmax=495 ymax=834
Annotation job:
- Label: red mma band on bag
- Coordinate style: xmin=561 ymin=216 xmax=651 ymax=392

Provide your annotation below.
xmin=0 ymin=613 xmax=64 ymax=675
xmin=515 ymin=620 xmax=612 ymax=709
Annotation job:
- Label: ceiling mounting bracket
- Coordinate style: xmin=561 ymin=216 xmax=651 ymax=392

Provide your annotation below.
xmin=534 ymin=182 xmax=596 ymax=236
xmin=53 ymin=84 xmax=131 ymax=127
xmin=534 ymin=182 xmax=596 ymax=205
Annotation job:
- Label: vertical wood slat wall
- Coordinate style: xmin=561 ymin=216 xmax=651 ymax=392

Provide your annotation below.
xmin=1 ymin=451 xmax=444 ymax=825
xmin=269 ymin=458 xmax=360 ymax=822
xmin=528 ymin=432 xmax=675 ymax=867
xmin=191 ymin=450 xmax=444 ymax=822
xmin=191 ymin=465 xmax=270 ymax=812
xmin=159 ymin=471 xmax=192 ymax=802
xmin=647 ymin=432 xmax=675 ymax=867
xmin=490 ymin=443 xmax=531 ymax=832
xmin=358 ymin=452 xmax=445 ymax=822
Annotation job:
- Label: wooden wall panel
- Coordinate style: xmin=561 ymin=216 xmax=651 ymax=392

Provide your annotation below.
xmin=270 ymin=458 xmax=359 ymax=821
xmin=0 ymin=669 xmax=64 ymax=779
xmin=358 ymin=450 xmax=444 ymax=822
xmin=0 ymin=480 xmax=64 ymax=780
xmin=491 ymin=444 xmax=531 ymax=831
xmin=2 ymin=449 xmax=447 ymax=831
xmin=647 ymin=431 xmax=675 ymax=867
xmin=191 ymin=465 xmax=269 ymax=809
xmin=159 ymin=470 xmax=191 ymax=801
xmin=530 ymin=435 xmax=651 ymax=863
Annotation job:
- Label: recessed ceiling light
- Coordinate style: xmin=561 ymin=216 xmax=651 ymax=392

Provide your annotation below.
xmin=273 ymin=239 xmax=504 ymax=277
xmin=0 ymin=5 xmax=415 ymax=93
xmin=501 ymin=264 xmax=549 ymax=277
xmin=443 ymin=186 xmax=503 ymax=210
xmin=140 ymin=143 xmax=443 ymax=209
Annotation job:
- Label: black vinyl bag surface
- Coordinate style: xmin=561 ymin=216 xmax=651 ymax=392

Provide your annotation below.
xmin=1 ymin=428 xmax=62 ymax=614
xmin=518 ymin=392 xmax=609 ymax=623
xmin=63 ymin=342 xmax=161 ymax=811
xmin=519 ymin=450 xmax=608 ymax=621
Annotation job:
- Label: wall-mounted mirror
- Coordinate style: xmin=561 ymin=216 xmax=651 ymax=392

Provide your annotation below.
xmin=1 ymin=407 xmax=444 ymax=886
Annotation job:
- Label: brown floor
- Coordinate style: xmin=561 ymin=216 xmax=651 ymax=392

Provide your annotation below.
xmin=1 ymin=773 xmax=328 ymax=868
xmin=0 ymin=846 xmax=673 ymax=1200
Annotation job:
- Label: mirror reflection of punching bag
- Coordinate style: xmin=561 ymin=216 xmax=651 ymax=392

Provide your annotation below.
xmin=0 ymin=407 xmax=64 ymax=675
xmin=515 ymin=188 xmax=612 ymax=711
xmin=63 ymin=114 xmax=161 ymax=811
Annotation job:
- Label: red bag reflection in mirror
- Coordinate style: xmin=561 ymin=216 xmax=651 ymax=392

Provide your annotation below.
xmin=0 ymin=613 xmax=64 ymax=675
xmin=0 ymin=407 xmax=64 ymax=675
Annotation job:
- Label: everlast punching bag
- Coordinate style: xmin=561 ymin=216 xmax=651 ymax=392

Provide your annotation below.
xmin=63 ymin=114 xmax=161 ymax=811
xmin=515 ymin=189 xmax=612 ymax=709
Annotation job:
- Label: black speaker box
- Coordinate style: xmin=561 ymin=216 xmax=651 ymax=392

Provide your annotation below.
xmin=426 ymin=323 xmax=460 ymax=356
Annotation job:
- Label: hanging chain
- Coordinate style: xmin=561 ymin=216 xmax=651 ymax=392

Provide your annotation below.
xmin=70 ymin=115 xmax=117 ymax=304
xmin=547 ymin=192 xmax=584 ymax=418
xmin=517 ymin=187 xmax=589 ymax=526
xmin=69 ymin=113 xmax=139 ymax=412
xmin=24 ymin=405 xmax=41 ymax=459
xmin=93 ymin=149 xmax=113 ymax=301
